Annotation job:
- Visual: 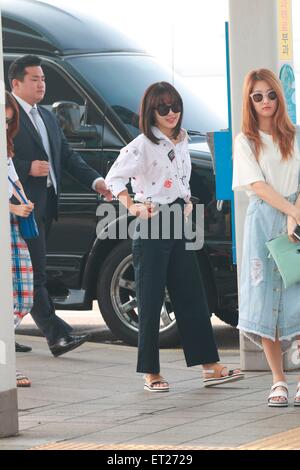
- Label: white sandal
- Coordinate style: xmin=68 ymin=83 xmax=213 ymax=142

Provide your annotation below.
xmin=203 ymin=366 xmax=245 ymax=387
xmin=143 ymin=375 xmax=169 ymax=393
xmin=268 ymin=381 xmax=288 ymax=407
xmin=294 ymin=382 xmax=300 ymax=407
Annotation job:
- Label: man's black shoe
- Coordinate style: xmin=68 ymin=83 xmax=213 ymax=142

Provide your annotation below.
xmin=15 ymin=342 xmax=32 ymax=353
xmin=49 ymin=334 xmax=89 ymax=357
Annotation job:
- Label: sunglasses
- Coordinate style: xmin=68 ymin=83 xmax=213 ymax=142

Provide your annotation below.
xmin=249 ymin=90 xmax=277 ymax=103
xmin=155 ymin=102 xmax=182 ymax=116
xmin=6 ymin=117 xmax=14 ymax=125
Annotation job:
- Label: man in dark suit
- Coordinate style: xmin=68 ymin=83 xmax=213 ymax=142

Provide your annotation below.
xmin=9 ymin=55 xmax=112 ymax=357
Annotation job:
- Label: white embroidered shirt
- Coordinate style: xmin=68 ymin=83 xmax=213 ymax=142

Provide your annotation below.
xmin=105 ymin=127 xmax=191 ymax=204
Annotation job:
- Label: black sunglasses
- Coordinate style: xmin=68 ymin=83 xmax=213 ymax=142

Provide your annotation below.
xmin=249 ymin=90 xmax=278 ymax=103
xmin=155 ymin=102 xmax=182 ymax=116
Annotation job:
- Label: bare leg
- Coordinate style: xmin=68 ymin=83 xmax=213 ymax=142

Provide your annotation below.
xmin=262 ymin=336 xmax=286 ymax=403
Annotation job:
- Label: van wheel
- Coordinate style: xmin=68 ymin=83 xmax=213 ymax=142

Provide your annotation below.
xmin=96 ymin=240 xmax=180 ymax=347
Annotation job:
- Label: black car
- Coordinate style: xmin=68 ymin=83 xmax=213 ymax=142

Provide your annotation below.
xmin=2 ymin=0 xmax=238 ymax=346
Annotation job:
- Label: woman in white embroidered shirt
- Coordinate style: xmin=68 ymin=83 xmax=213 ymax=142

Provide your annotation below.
xmin=106 ymin=81 xmax=244 ymax=392
xmin=232 ymin=69 xmax=300 ymax=407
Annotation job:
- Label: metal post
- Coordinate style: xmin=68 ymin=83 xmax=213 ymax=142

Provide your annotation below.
xmin=229 ymin=0 xmax=298 ymax=370
xmin=0 ymin=11 xmax=18 ymax=436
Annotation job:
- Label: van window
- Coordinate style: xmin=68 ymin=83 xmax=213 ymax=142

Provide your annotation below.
xmin=3 ymin=18 xmax=57 ymax=54
xmin=67 ymin=54 xmax=225 ymax=138
xmin=4 ymin=58 xmax=104 ymax=193
xmin=4 ymin=58 xmax=104 ymax=127
xmin=38 ymin=62 xmax=85 ymax=109
xmin=3 ymin=58 xmax=84 ymax=109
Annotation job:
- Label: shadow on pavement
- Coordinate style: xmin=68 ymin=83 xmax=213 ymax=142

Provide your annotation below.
xmin=16 ymin=323 xmax=239 ymax=349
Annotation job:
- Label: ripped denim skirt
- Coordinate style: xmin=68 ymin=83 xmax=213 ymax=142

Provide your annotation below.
xmin=238 ymin=192 xmax=300 ymax=351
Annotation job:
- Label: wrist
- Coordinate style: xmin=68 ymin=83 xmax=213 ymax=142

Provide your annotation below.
xmin=127 ymin=202 xmax=136 ymax=215
xmin=291 ymin=206 xmax=299 ymax=219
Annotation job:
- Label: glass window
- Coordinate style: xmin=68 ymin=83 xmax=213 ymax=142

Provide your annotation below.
xmin=67 ymin=54 xmax=225 ymax=138
xmin=39 ymin=62 xmax=85 ymax=108
xmin=4 ymin=58 xmax=84 ymax=110
xmin=4 ymin=58 xmax=104 ymax=128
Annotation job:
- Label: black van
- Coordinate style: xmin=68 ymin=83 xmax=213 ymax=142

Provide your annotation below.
xmin=2 ymin=0 xmax=238 ymax=346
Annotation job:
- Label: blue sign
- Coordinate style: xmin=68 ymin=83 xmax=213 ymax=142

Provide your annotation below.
xmin=279 ymin=63 xmax=297 ymax=124
xmin=212 ymin=23 xmax=236 ymax=263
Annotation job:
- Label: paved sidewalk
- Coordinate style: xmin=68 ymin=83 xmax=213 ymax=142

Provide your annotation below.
xmin=1 ymin=335 xmax=300 ymax=450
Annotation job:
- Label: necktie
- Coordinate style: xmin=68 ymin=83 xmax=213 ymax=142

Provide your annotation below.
xmin=30 ymin=107 xmax=57 ymax=193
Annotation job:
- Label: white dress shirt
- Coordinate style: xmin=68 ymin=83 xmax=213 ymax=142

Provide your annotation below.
xmin=7 ymin=157 xmax=19 ymax=199
xmin=12 ymin=93 xmax=58 ymax=191
xmin=105 ymin=127 xmax=191 ymax=204
xmin=12 ymin=93 xmax=103 ymax=192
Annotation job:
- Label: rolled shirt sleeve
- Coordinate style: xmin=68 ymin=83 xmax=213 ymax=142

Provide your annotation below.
xmin=232 ymin=133 xmax=265 ymax=192
xmin=8 ymin=157 xmax=20 ymax=199
xmin=105 ymin=142 xmax=144 ymax=197
xmin=8 ymin=158 xmax=19 ymax=182
xmin=91 ymin=177 xmax=105 ymax=191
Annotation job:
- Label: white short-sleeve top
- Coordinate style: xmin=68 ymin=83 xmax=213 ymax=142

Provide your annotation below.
xmin=232 ymin=131 xmax=300 ymax=197
xmin=7 ymin=157 xmax=19 ymax=199
xmin=105 ymin=127 xmax=191 ymax=204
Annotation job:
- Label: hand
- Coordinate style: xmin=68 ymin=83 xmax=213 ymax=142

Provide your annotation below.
xmin=10 ymin=202 xmax=34 ymax=217
xmin=128 ymin=203 xmax=156 ymax=219
xmin=29 ymin=160 xmax=49 ymax=177
xmin=94 ymin=180 xmax=113 ymax=201
xmin=287 ymin=215 xmax=298 ymax=243
xmin=184 ymin=200 xmax=193 ymax=219
xmin=27 ymin=200 xmax=34 ymax=211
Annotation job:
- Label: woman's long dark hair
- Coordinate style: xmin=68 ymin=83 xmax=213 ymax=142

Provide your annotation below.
xmin=5 ymin=91 xmax=19 ymax=157
xmin=139 ymin=81 xmax=183 ymax=144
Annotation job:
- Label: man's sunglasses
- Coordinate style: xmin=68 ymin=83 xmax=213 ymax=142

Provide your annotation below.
xmin=155 ymin=102 xmax=182 ymax=116
xmin=249 ymin=90 xmax=277 ymax=103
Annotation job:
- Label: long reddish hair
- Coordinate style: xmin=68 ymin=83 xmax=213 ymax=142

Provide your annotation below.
xmin=5 ymin=91 xmax=19 ymax=157
xmin=242 ymin=69 xmax=295 ymax=160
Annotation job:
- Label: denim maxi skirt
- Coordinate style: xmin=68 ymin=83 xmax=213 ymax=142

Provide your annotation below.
xmin=238 ymin=192 xmax=300 ymax=352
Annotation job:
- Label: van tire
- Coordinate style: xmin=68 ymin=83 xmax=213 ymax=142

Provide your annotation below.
xmin=96 ymin=240 xmax=180 ymax=347
xmin=96 ymin=240 xmax=238 ymax=346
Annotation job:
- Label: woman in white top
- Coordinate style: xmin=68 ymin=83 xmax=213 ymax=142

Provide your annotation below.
xmin=106 ymin=81 xmax=244 ymax=392
xmin=232 ymin=69 xmax=300 ymax=407
xmin=6 ymin=91 xmax=34 ymax=387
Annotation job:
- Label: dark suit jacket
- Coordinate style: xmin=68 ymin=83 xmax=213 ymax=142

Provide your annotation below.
xmin=13 ymin=104 xmax=101 ymax=221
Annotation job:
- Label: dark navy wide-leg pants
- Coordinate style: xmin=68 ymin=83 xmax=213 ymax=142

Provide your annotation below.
xmin=132 ymin=201 xmax=220 ymax=374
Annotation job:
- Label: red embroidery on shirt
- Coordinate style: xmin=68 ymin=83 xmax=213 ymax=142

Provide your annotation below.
xmin=164 ymin=179 xmax=173 ymax=189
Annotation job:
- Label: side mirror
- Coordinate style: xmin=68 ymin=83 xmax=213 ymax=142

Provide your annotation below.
xmin=52 ymin=101 xmax=100 ymax=140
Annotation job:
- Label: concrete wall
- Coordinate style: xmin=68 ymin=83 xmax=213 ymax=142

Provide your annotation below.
xmin=229 ymin=0 xmax=298 ymax=370
xmin=0 ymin=12 xmax=18 ymax=437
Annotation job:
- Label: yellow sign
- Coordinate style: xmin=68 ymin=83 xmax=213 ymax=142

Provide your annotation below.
xmin=278 ymin=0 xmax=293 ymax=61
